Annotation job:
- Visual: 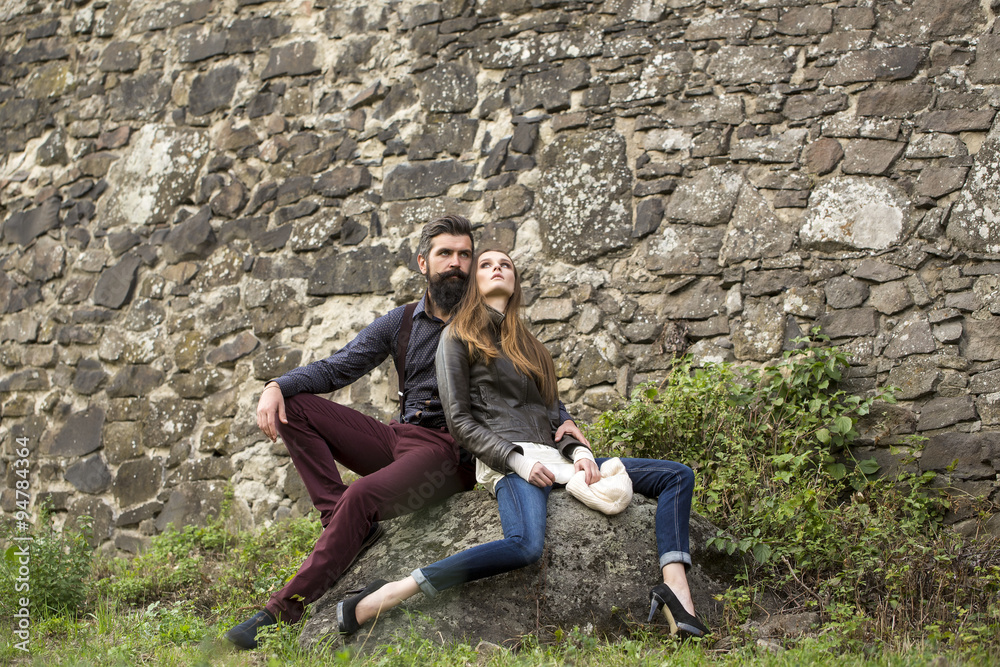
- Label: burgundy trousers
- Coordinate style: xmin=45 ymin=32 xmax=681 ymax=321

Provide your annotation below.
xmin=264 ymin=393 xmax=473 ymax=623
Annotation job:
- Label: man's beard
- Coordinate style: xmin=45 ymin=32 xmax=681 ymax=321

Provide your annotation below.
xmin=428 ymin=269 xmax=468 ymax=315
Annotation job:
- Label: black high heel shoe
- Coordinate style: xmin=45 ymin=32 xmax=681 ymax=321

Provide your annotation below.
xmin=337 ymin=579 xmax=389 ymax=635
xmin=648 ymin=583 xmax=709 ymax=639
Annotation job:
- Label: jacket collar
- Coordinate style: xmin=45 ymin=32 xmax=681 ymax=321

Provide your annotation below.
xmin=485 ymin=304 xmax=506 ymax=327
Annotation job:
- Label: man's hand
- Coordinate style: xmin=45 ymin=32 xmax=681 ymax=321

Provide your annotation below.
xmin=574 ymin=458 xmax=601 ymax=485
xmin=527 ymin=462 xmax=556 ymax=488
xmin=257 ymin=383 xmax=287 ymax=442
xmin=555 ymin=420 xmax=590 ymax=446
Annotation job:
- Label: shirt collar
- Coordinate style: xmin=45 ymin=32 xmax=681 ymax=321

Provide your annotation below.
xmin=414 ymin=293 xmax=443 ymax=323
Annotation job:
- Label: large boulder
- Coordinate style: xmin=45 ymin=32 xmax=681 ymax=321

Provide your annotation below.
xmin=155 ymin=480 xmax=227 ymax=532
xmin=1 ymin=196 xmax=61 ymax=246
xmin=731 ymin=297 xmax=786 ymax=361
xmin=307 ymin=245 xmax=395 ymax=295
xmin=707 ymin=46 xmax=794 ymax=86
xmin=382 ymin=161 xmax=474 ymax=201
xmin=640 ymin=224 xmax=725 ymax=276
xmin=299 ymin=488 xmax=735 ymax=652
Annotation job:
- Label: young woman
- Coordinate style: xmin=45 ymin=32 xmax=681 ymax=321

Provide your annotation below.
xmin=336 ymin=249 xmax=708 ymax=639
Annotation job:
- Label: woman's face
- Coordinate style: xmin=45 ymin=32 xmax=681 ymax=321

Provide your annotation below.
xmin=476 ymin=251 xmax=516 ymax=301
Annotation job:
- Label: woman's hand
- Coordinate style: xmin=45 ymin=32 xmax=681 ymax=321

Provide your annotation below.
xmin=574 ymin=458 xmax=601 ymax=485
xmin=527 ymin=462 xmax=556 ymax=488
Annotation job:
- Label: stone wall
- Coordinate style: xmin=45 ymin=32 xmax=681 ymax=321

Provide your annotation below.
xmin=1 ymin=0 xmax=999 ymax=554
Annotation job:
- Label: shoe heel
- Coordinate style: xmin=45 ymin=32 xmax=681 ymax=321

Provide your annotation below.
xmin=657 ymin=597 xmax=679 ymax=635
xmin=647 ymin=590 xmax=678 ymax=634
xmin=647 ymin=598 xmax=660 ymax=623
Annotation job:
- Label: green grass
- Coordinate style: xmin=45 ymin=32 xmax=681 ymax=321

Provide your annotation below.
xmin=2 ymin=511 xmax=998 ymax=666
xmin=4 ymin=612 xmax=1000 ymax=666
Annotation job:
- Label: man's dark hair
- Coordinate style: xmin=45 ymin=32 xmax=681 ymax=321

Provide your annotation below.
xmin=417 ymin=215 xmax=474 ymax=260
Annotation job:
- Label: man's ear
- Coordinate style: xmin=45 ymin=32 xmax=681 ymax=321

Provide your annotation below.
xmin=417 ymin=254 xmax=428 ymax=276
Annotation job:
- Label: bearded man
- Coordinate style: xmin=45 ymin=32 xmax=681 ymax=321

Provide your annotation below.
xmin=225 ymin=215 xmax=588 ymax=649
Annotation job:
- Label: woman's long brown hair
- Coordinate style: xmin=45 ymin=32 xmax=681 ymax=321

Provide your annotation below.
xmin=448 ymin=249 xmax=558 ymax=406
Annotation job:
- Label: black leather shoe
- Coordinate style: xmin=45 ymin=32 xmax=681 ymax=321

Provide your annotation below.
xmin=336 ymin=579 xmax=389 ymax=635
xmin=648 ymin=583 xmax=709 ymax=639
xmin=362 ymin=521 xmax=384 ymax=551
xmin=224 ymin=609 xmax=276 ymax=650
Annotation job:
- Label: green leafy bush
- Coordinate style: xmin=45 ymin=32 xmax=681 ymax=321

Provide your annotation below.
xmin=1 ymin=503 xmax=94 ymax=619
xmin=588 ymin=334 xmax=1000 ymax=651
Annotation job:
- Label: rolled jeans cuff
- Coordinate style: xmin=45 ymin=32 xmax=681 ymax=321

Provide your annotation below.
xmin=411 ymin=568 xmax=440 ymax=598
xmin=659 ymin=551 xmax=692 ymax=569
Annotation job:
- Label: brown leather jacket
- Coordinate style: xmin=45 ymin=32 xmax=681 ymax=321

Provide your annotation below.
xmin=434 ymin=308 xmax=587 ymax=474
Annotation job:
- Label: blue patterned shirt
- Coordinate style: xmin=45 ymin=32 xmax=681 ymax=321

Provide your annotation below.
xmin=273 ymin=295 xmax=572 ymax=429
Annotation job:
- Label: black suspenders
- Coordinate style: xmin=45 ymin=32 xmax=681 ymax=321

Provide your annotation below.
xmin=394 ymin=302 xmax=418 ymax=419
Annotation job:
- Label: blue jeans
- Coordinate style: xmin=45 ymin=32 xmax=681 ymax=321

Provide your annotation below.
xmin=412 ymin=458 xmax=694 ymax=597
